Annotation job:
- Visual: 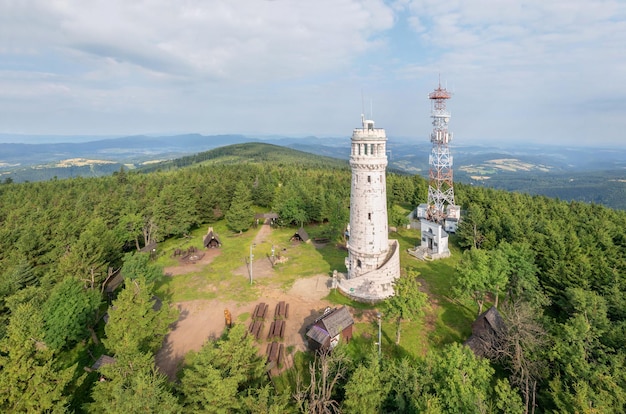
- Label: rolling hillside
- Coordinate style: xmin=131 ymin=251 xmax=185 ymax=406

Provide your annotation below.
xmin=138 ymin=142 xmax=349 ymax=173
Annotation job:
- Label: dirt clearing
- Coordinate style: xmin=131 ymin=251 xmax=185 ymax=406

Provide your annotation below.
xmin=155 ymin=224 xmax=334 ymax=380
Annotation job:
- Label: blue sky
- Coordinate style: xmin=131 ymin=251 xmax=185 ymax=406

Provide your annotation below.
xmin=1 ymin=0 xmax=625 ymax=146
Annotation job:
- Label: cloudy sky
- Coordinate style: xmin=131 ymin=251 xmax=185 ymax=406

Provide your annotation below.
xmin=1 ymin=0 xmax=625 ymax=146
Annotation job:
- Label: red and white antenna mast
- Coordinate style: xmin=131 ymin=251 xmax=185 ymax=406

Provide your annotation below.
xmin=427 ymin=80 xmax=455 ymax=223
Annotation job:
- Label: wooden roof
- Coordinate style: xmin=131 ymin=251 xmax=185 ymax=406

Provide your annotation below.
xmin=104 ymin=269 xmax=124 ymax=293
xmin=294 ymin=227 xmax=309 ymax=242
xmin=306 ymin=325 xmax=330 ymax=345
xmin=203 ymin=228 xmax=222 ymax=247
xmin=306 ymin=307 xmax=354 ymax=346
xmin=91 ymin=355 xmax=116 ymax=371
xmin=139 ymin=241 xmax=157 ymax=253
xmin=255 ymin=212 xmax=279 ymax=219
xmin=321 ymin=307 xmax=353 ymax=338
xmin=465 ymin=306 xmax=506 ymax=357
xmin=476 ymin=306 xmax=506 ymax=335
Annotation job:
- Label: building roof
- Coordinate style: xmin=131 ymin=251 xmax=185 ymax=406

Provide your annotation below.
xmin=104 ymin=269 xmax=124 ymax=293
xmin=91 ymin=355 xmax=116 ymax=371
xmin=293 ymin=227 xmax=309 ymax=242
xmin=478 ymin=306 xmax=506 ymax=334
xmin=465 ymin=306 xmax=506 ymax=357
xmin=321 ymin=307 xmax=354 ymax=338
xmin=139 ymin=241 xmax=157 ymax=253
xmin=203 ymin=228 xmax=222 ymax=247
xmin=255 ymin=212 xmax=279 ymax=219
xmin=306 ymin=325 xmax=330 ymax=345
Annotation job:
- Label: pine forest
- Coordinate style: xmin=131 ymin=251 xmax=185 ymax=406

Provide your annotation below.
xmin=0 ymin=143 xmax=625 ymax=413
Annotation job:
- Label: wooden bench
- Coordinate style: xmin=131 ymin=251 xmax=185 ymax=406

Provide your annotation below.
xmin=248 ymin=320 xmax=263 ymax=340
xmin=267 ymin=320 xmax=286 ymax=340
xmin=253 ymin=302 xmax=268 ymax=320
xmin=274 ymin=301 xmax=289 ymax=319
xmin=266 ymin=342 xmax=284 ymax=365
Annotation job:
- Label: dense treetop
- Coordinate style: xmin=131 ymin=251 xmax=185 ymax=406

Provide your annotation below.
xmin=0 ymin=143 xmax=624 ymax=412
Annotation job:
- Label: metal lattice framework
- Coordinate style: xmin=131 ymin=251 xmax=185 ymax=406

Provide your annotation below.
xmin=427 ymin=82 xmax=455 ymax=223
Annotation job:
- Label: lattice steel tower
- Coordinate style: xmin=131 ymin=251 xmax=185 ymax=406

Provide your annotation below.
xmin=427 ymin=82 xmax=455 ymax=223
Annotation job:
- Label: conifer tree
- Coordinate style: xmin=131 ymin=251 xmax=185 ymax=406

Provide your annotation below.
xmin=42 ymin=277 xmax=101 ymax=350
xmin=0 ymin=303 xmax=74 ymax=412
xmin=225 ymin=181 xmax=255 ymax=232
xmin=179 ymin=324 xmax=266 ymax=412
xmin=103 ymin=277 xmax=176 ymax=357
xmin=343 ymin=353 xmax=385 ymax=413
xmin=88 ymin=351 xmax=182 ymax=413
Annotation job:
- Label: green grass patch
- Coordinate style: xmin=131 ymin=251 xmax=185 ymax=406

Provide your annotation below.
xmin=154 ymin=223 xmax=352 ymax=302
xmin=347 ymin=318 xmax=427 ymax=363
xmin=237 ymin=312 xmax=250 ymax=323
xmin=254 ymin=225 xmax=347 ymax=291
xmin=155 ymin=222 xmax=261 ymax=302
xmin=153 ymin=225 xmax=209 ymax=268
xmin=392 ymin=227 xmax=475 ymax=347
xmin=323 ymin=289 xmax=375 ymax=310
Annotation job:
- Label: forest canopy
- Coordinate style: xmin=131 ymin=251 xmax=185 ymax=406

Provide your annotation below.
xmin=0 ymin=143 xmax=625 ymax=413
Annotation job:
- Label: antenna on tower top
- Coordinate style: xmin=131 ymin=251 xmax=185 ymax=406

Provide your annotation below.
xmin=370 ymin=99 xmax=373 ymax=120
xmin=361 ymin=89 xmax=365 ymax=115
xmin=361 ymin=89 xmax=366 ymax=128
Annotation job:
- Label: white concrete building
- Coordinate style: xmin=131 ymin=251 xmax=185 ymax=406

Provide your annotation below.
xmin=339 ymin=115 xmax=400 ymax=302
xmin=420 ymin=219 xmax=450 ymax=259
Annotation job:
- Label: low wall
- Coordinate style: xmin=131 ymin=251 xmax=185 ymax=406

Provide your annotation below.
xmin=337 ymin=240 xmax=401 ymax=303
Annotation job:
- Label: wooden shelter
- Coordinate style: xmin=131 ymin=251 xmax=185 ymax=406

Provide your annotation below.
xmin=255 ymin=212 xmax=279 ymax=225
xmin=104 ymin=268 xmax=123 ymax=294
xmin=291 ymin=227 xmax=310 ymax=243
xmin=203 ymin=227 xmax=222 ymax=248
xmin=306 ymin=307 xmax=354 ymax=351
xmin=464 ymin=306 xmax=506 ymax=358
xmin=139 ymin=241 xmax=157 ymax=253
xmin=86 ymin=355 xmax=116 ymax=372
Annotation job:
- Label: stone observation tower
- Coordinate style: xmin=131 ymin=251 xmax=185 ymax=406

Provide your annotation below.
xmin=413 ymin=81 xmax=460 ymax=259
xmin=338 ymin=115 xmax=400 ymax=302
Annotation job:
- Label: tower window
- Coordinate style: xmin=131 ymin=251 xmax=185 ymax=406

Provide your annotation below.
xmin=368 ymin=213 xmax=372 ymax=220
xmin=367 ymin=175 xmax=371 ymax=183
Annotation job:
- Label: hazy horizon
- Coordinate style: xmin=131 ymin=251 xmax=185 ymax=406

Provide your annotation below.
xmin=0 ymin=132 xmax=624 ymax=150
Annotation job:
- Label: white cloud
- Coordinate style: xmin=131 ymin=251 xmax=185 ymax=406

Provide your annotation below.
xmin=399 ymin=0 xmax=626 ymax=144
xmin=0 ymin=0 xmax=625 ymax=145
xmin=4 ymin=0 xmax=394 ymax=81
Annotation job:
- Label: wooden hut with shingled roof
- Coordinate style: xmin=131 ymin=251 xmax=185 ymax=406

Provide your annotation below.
xmin=85 ymin=355 xmax=116 ymax=373
xmin=464 ymin=306 xmax=506 ymax=358
xmin=203 ymin=227 xmax=222 ymax=248
xmin=306 ymin=306 xmax=354 ymax=351
xmin=291 ymin=227 xmax=310 ymax=243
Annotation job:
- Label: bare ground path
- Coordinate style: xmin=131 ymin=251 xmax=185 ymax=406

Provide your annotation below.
xmin=155 ymin=224 xmax=333 ymax=380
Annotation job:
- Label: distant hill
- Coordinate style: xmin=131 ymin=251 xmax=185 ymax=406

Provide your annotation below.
xmin=138 ymin=142 xmax=349 ymax=173
xmin=1 ymin=133 xmax=624 ymax=210
xmin=0 ymin=134 xmax=250 ymax=166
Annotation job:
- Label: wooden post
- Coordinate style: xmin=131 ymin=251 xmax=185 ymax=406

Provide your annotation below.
xmin=224 ymin=309 xmax=232 ymax=328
